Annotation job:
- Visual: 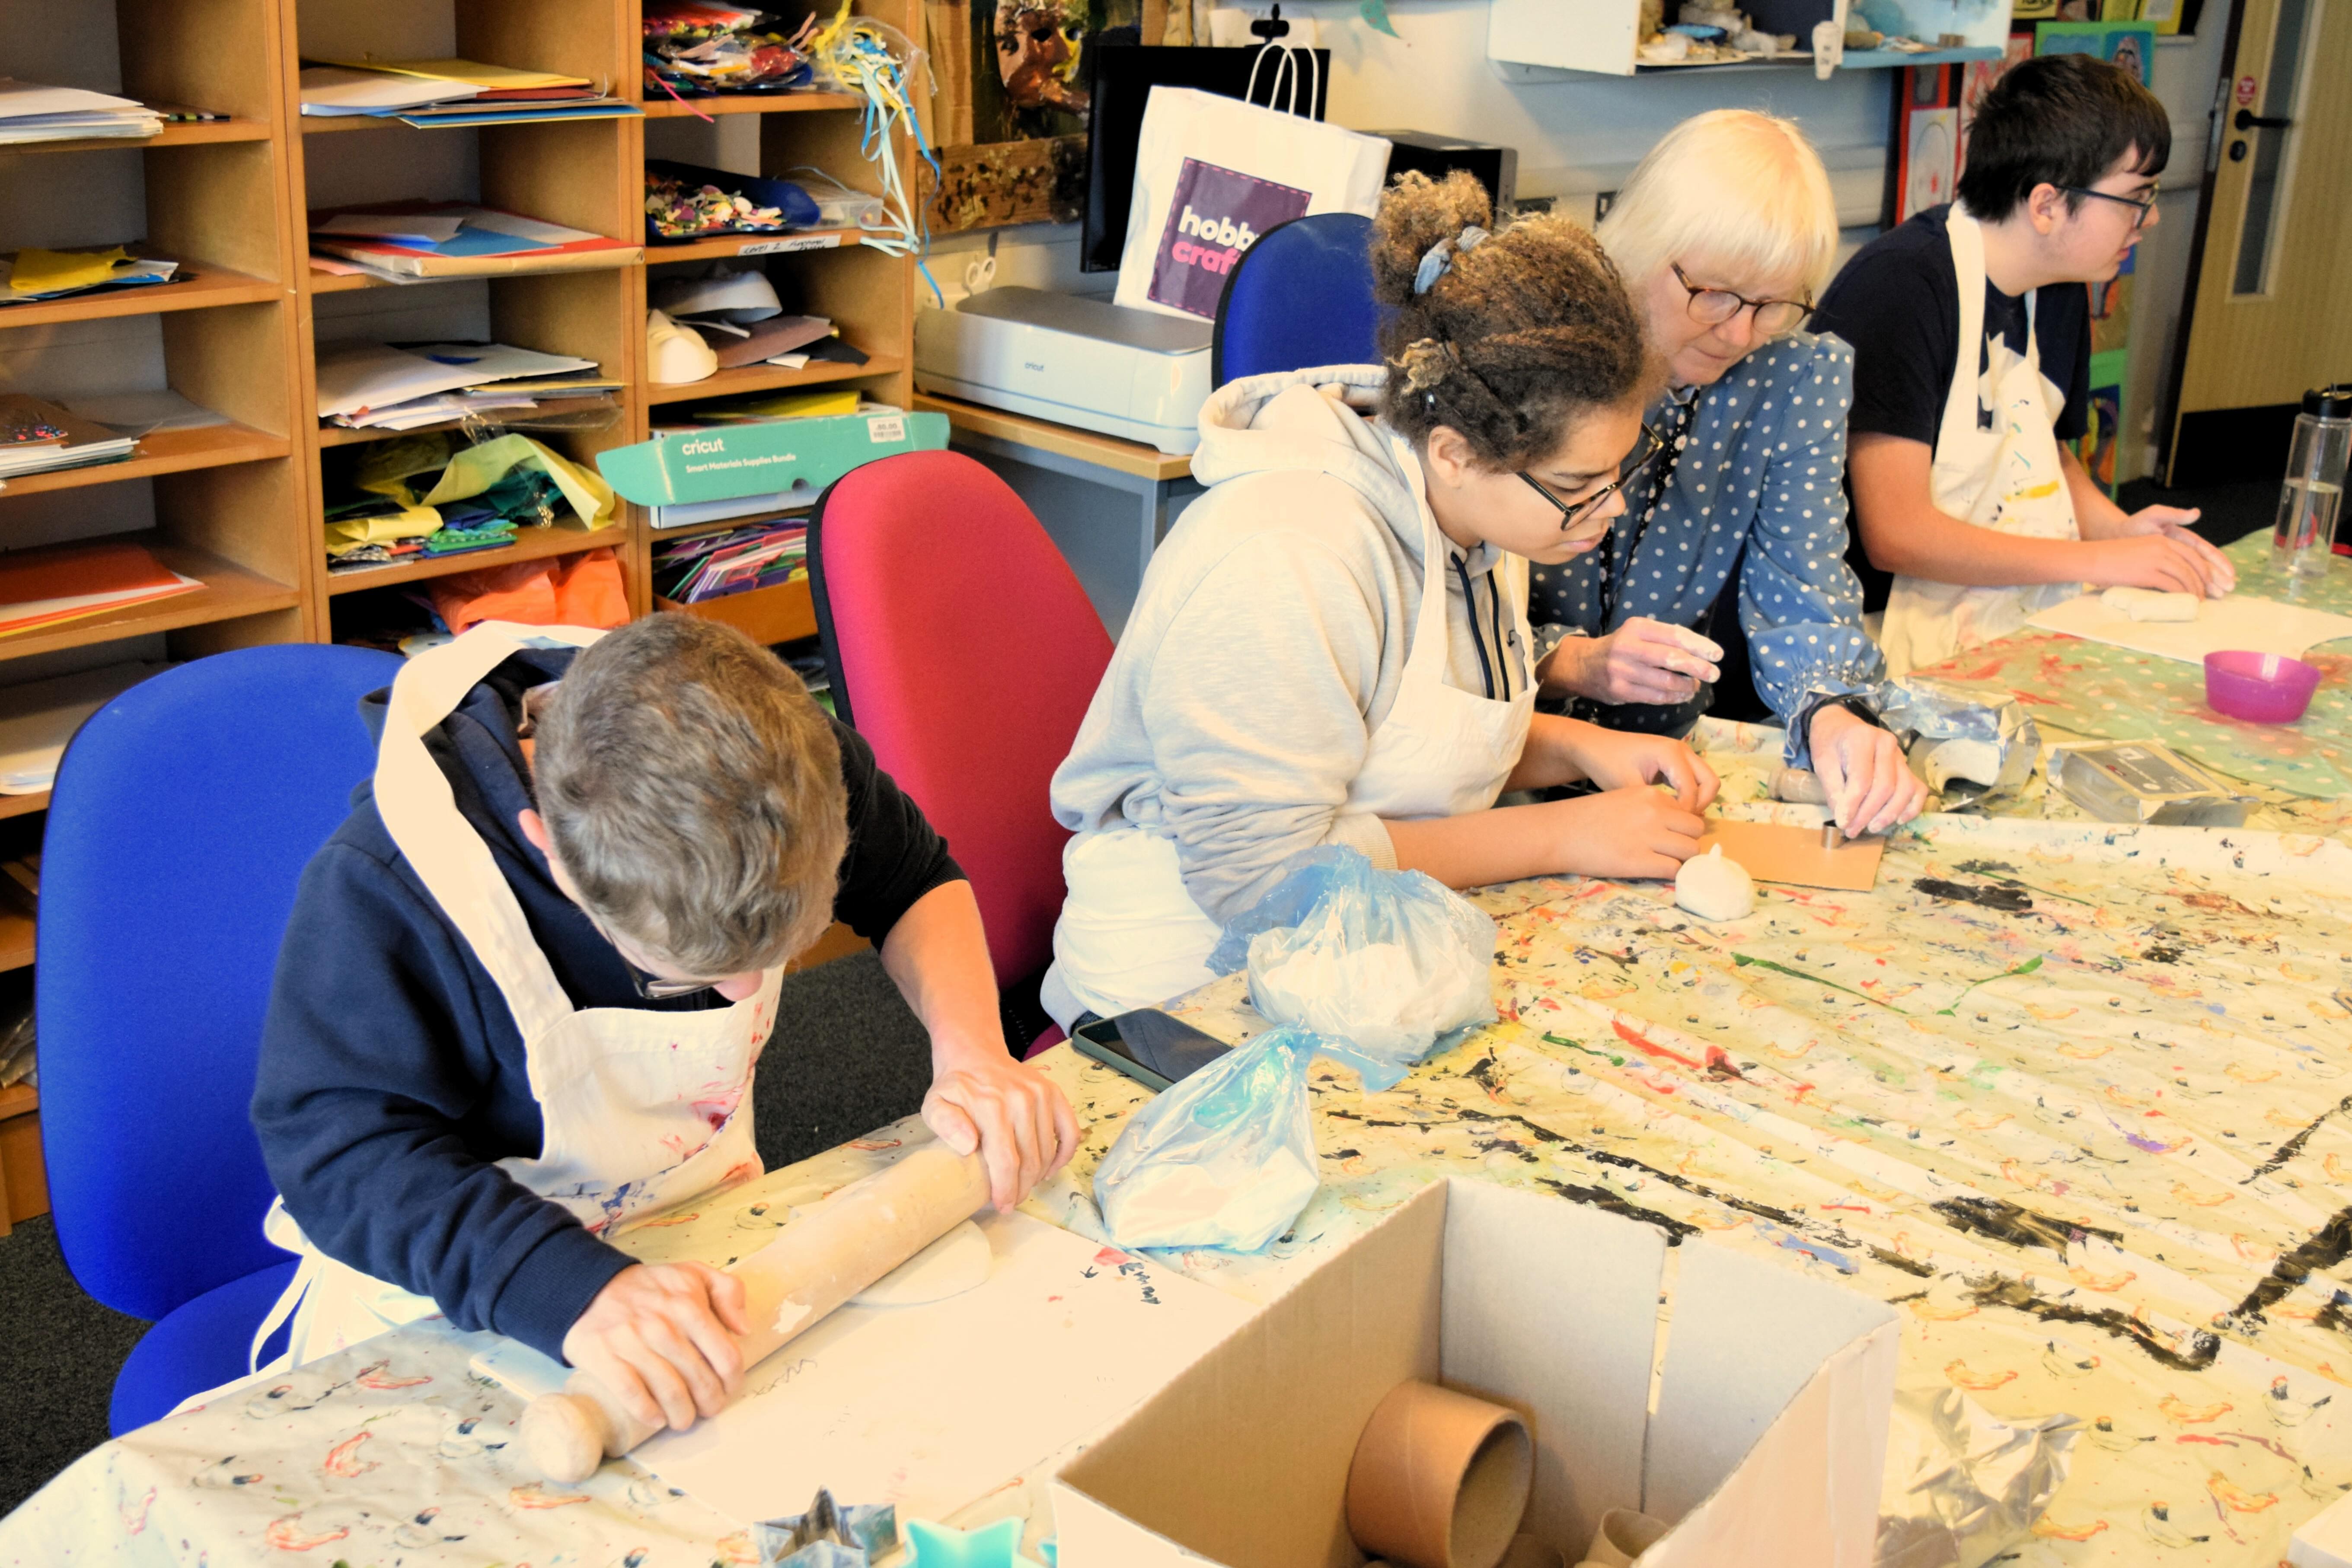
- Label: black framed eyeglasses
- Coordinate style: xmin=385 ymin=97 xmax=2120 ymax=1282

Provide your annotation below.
xmin=587 ymin=911 xmax=719 ymax=1001
xmin=625 ymin=967 xmax=717 ymax=1003
xmin=1519 ymin=422 xmax=1665 ymax=530
xmin=2060 ymin=184 xmax=2158 ymax=229
xmin=1671 ymin=263 xmax=1811 ymax=336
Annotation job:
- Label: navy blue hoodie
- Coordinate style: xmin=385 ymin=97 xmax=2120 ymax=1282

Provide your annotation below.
xmin=250 ymin=648 xmax=962 ymax=1361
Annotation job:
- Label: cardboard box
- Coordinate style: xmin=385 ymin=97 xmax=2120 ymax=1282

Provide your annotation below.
xmin=1055 ymin=1179 xmax=1898 ymax=1568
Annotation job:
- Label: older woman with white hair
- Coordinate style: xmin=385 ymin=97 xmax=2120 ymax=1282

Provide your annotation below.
xmin=1530 ymin=109 xmax=1925 ymax=838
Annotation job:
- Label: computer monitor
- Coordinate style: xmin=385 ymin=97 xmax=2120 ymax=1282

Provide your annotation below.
xmin=1079 ymin=44 xmax=1330 ymax=274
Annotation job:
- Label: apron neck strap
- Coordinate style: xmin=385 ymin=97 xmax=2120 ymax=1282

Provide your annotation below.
xmin=375 ymin=623 xmax=608 ymax=1042
xmin=1387 ymin=433 xmax=1534 ymax=687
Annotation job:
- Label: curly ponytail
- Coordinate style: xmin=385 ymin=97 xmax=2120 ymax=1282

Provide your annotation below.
xmin=1372 ymin=170 xmax=1649 ymax=470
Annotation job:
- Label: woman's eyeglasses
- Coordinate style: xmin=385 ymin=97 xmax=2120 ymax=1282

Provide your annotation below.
xmin=1519 ymin=423 xmax=1666 ymax=530
xmin=2059 ymin=185 xmax=2158 ymax=229
xmin=1672 ymin=263 xmax=1811 ymax=336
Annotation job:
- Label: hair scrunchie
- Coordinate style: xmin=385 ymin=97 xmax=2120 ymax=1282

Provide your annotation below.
xmin=1412 ymin=224 xmax=1491 ymax=296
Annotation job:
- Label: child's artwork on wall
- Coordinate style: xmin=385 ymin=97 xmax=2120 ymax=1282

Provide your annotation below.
xmin=923 ymin=0 xmax=1148 ymax=233
xmin=2090 ymin=244 xmax=2133 ymax=357
xmin=1893 ymin=66 xmax=1958 ymax=224
xmin=2073 ymin=348 xmax=2128 ymax=494
xmin=2035 ymin=19 xmax=2157 ymax=83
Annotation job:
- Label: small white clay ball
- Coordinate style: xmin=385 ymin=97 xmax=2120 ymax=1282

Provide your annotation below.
xmin=1675 ymin=844 xmax=1754 ymax=921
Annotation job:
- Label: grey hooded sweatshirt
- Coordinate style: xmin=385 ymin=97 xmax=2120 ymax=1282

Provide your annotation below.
xmin=1048 ymin=365 xmax=1532 ymax=925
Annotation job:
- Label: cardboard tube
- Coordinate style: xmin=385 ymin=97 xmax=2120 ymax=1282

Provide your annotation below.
xmin=1498 ymin=1536 xmax=1563 ymax=1568
xmin=520 ymin=1144 xmax=991 ymax=1483
xmin=1581 ymin=1508 xmax=1669 ymax=1568
xmin=1345 ymin=1380 xmax=1533 ymax=1568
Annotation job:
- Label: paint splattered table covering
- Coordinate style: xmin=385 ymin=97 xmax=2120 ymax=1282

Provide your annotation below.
xmin=1013 ymin=812 xmax=2352 ymax=1566
xmin=1911 ymin=539 xmax=2352 ymax=801
xmin=14 ymin=812 xmax=2352 ymax=1568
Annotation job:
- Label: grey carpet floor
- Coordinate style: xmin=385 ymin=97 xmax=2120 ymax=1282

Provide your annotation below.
xmin=0 ymin=950 xmax=934 ymax=1517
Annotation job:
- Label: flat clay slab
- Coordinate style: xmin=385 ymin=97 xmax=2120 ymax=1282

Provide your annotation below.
xmin=1695 ymin=819 xmax=1883 ymax=892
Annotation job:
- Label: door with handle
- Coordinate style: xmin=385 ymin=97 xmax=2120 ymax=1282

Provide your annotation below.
xmin=2161 ymin=0 xmax=2352 ymax=483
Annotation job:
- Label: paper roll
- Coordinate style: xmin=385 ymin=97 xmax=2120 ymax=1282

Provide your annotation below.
xmin=1498 ymin=1534 xmax=1564 ymax=1568
xmin=1581 ymin=1508 xmax=1669 ymax=1568
xmin=1345 ymin=1380 xmax=1533 ymax=1568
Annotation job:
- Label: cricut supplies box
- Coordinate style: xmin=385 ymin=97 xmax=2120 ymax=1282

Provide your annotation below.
xmin=1055 ymin=1178 xmax=1898 ymax=1568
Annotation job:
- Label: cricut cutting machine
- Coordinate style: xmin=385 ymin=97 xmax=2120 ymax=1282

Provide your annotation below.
xmin=914 ymin=286 xmax=1213 ymax=455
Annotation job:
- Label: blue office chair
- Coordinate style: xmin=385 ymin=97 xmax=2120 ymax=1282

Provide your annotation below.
xmin=38 ymin=644 xmax=401 ymax=1432
xmin=1211 ymin=212 xmax=1381 ymax=386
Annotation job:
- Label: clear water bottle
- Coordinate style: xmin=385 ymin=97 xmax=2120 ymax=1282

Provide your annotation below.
xmin=2275 ymin=384 xmax=2352 ymax=578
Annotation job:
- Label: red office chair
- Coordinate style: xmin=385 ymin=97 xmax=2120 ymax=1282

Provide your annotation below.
xmin=806 ymin=450 xmax=1114 ymax=1055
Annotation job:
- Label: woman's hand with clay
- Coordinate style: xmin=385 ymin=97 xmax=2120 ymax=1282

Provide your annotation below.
xmin=1539 ymin=617 xmax=1725 ymax=706
xmin=1808 ymin=704 xmax=1925 ymax=839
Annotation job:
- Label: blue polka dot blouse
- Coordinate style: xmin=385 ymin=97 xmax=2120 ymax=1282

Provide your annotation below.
xmin=1527 ymin=331 xmax=1886 ymax=768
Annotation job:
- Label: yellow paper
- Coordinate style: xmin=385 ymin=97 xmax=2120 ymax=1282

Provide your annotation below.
xmin=422 ymin=433 xmax=615 ymax=530
xmin=325 ymin=507 xmax=443 ymax=553
xmin=9 ymin=247 xmax=132 ymax=295
xmin=701 ymin=389 xmax=861 ymax=421
xmin=317 ymin=57 xmax=590 ymax=90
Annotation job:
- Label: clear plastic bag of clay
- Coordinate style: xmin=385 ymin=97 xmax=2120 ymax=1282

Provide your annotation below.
xmin=1880 ymin=677 xmax=2042 ymax=811
xmin=1209 ymin=846 xmax=1497 ymax=1092
xmin=1872 ymin=1363 xmax=2081 ymax=1568
xmin=1093 ymin=1024 xmax=1319 ymax=1253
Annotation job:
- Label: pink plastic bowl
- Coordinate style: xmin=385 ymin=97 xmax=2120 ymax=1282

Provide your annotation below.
xmin=2204 ymin=650 xmax=2321 ymax=723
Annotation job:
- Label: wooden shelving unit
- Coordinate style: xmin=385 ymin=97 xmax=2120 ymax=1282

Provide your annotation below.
xmin=0 ymin=0 xmax=925 ymax=1219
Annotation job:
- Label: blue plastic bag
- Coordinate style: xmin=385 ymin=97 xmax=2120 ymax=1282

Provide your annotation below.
xmin=1210 ymin=847 xmax=1497 ymax=1091
xmin=1093 ymin=1026 xmax=1319 ymax=1253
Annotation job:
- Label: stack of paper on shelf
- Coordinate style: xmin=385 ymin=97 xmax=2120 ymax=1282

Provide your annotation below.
xmin=61 ymin=389 xmax=229 ymax=438
xmin=298 ymin=59 xmax=638 ymax=126
xmin=309 ymin=203 xmax=641 ymax=280
xmin=315 ymin=341 xmax=608 ymax=430
xmin=653 ymin=522 xmax=808 ymax=603
xmin=0 ymin=539 xmax=201 ymax=639
xmin=0 ymin=80 xmax=163 ymax=143
xmin=0 ymin=248 xmax=180 ymax=307
xmin=650 ymin=265 xmax=865 ymax=371
xmin=0 ymin=660 xmax=169 ymax=793
xmin=0 ymin=395 xmax=137 ymax=479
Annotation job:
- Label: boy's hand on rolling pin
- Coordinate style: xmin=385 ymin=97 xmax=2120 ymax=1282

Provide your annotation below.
xmin=562 ymin=1261 xmax=749 ymax=1434
xmin=923 ymin=1052 xmax=1081 ymax=1212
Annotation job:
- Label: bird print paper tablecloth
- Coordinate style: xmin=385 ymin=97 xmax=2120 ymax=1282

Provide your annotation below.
xmin=1019 ymin=813 xmax=2352 ymax=1566
xmin=0 ymin=1133 xmax=966 ymax=1568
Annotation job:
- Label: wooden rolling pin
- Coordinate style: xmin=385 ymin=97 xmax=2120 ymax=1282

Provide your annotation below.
xmin=521 ymin=1144 xmax=992 ymax=1482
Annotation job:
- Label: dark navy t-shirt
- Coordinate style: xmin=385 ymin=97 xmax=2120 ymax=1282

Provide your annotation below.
xmin=1812 ymin=205 xmax=2093 ymax=609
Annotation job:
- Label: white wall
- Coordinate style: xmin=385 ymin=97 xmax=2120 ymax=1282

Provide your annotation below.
xmin=943 ymin=0 xmax=2225 ymax=483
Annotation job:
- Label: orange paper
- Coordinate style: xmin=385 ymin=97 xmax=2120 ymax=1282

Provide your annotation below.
xmin=1695 ymin=819 xmax=1883 ymax=892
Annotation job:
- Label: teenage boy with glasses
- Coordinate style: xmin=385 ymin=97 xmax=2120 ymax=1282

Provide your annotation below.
xmin=1813 ymin=52 xmax=2236 ymax=676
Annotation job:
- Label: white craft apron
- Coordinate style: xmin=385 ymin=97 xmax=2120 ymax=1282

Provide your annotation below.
xmin=1879 ymin=206 xmax=2083 ymax=679
xmin=219 ymin=622 xmax=781 ymax=1396
xmin=1044 ymin=436 xmax=1535 ymax=1025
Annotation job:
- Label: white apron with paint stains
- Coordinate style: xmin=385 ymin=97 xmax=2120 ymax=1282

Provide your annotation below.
xmin=1879 ymin=206 xmax=2083 ymax=679
xmin=209 ymin=623 xmax=780 ymax=1400
xmin=1043 ymin=435 xmax=1535 ymax=1025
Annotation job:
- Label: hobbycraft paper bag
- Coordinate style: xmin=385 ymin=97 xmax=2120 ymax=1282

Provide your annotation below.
xmin=1114 ymin=87 xmax=1389 ymax=321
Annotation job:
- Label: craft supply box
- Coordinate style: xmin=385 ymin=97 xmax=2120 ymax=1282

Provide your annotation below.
xmin=1054 ymin=1178 xmax=1900 ymax=1567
